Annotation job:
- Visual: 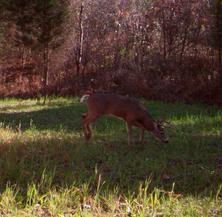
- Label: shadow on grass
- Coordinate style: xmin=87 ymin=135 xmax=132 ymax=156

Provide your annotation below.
xmin=0 ymin=101 xmax=221 ymax=199
xmin=0 ymin=103 xmax=85 ymax=132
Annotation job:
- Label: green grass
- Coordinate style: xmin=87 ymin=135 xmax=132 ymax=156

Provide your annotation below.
xmin=0 ymin=97 xmax=221 ymax=216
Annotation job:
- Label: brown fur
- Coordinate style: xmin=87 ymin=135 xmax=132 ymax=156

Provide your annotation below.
xmin=82 ymin=93 xmax=168 ymax=145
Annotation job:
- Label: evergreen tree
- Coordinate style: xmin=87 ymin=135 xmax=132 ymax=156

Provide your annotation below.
xmin=210 ymin=0 xmax=222 ymax=84
xmin=1 ymin=0 xmax=68 ymax=101
xmin=34 ymin=0 xmax=68 ymax=103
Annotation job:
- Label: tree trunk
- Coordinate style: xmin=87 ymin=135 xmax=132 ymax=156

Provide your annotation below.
xmin=179 ymin=26 xmax=189 ymax=64
xmin=76 ymin=2 xmax=84 ymax=89
xmin=216 ymin=0 xmax=222 ymax=85
xmin=218 ymin=47 xmax=222 ymax=84
xmin=43 ymin=42 xmax=49 ymax=105
xmin=161 ymin=11 xmax=167 ymax=60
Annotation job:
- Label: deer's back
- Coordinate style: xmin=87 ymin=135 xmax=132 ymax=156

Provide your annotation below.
xmin=87 ymin=94 xmax=147 ymax=121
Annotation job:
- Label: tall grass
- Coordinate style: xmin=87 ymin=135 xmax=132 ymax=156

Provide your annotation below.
xmin=0 ymin=98 xmax=221 ymax=216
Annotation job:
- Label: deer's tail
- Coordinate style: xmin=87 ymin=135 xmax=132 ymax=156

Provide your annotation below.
xmin=80 ymin=90 xmax=94 ymax=103
xmin=80 ymin=94 xmax=90 ymax=103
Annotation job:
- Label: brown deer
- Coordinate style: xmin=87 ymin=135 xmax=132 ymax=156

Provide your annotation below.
xmin=80 ymin=92 xmax=169 ymax=145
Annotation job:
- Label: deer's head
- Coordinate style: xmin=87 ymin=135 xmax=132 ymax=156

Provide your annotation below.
xmin=152 ymin=120 xmax=169 ymax=143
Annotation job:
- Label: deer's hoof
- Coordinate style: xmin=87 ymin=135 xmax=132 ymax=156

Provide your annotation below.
xmin=82 ymin=113 xmax=87 ymax=119
xmin=85 ymin=133 xmax=91 ymax=141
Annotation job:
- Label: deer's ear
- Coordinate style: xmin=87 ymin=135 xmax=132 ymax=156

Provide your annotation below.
xmin=158 ymin=119 xmax=164 ymax=124
xmin=157 ymin=119 xmax=166 ymax=126
xmin=154 ymin=122 xmax=158 ymax=130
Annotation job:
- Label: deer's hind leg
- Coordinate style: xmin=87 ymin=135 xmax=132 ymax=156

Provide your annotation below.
xmin=82 ymin=112 xmax=100 ymax=140
xmin=82 ymin=113 xmax=90 ymax=140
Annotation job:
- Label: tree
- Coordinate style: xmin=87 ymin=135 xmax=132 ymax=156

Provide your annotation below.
xmin=1 ymin=0 xmax=68 ymax=102
xmin=210 ymin=0 xmax=222 ymax=84
xmin=0 ymin=0 xmax=36 ymax=63
xmin=34 ymin=0 xmax=68 ymax=103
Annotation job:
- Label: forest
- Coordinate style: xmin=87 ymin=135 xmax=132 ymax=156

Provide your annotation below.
xmin=0 ymin=0 xmax=222 ymax=104
xmin=0 ymin=0 xmax=222 ymax=216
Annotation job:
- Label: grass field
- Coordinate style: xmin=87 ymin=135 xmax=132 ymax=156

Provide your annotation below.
xmin=0 ymin=97 xmax=221 ymax=216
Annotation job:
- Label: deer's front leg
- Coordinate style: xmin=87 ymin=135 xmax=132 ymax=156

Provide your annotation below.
xmin=126 ymin=122 xmax=132 ymax=146
xmin=139 ymin=129 xmax=145 ymax=144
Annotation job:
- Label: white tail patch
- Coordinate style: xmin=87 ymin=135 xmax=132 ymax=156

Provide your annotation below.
xmin=80 ymin=94 xmax=90 ymax=103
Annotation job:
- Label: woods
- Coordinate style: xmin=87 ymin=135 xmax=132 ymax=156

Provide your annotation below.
xmin=0 ymin=1 xmax=222 ymax=216
xmin=0 ymin=0 xmax=222 ymax=103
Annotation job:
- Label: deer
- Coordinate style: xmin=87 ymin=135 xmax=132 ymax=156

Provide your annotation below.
xmin=80 ymin=92 xmax=169 ymax=146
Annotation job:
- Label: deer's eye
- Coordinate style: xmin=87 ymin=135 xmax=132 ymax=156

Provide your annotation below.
xmin=158 ymin=125 xmax=162 ymax=130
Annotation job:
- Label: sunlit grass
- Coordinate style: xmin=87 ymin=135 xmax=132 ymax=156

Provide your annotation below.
xmin=0 ymin=97 xmax=221 ymax=216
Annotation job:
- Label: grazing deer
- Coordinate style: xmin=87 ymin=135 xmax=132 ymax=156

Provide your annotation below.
xmin=80 ymin=92 xmax=169 ymax=145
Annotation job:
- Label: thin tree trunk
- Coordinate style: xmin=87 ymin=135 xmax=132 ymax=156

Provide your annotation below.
xmin=20 ymin=45 xmax=25 ymax=69
xmin=43 ymin=42 xmax=49 ymax=105
xmin=218 ymin=48 xmax=222 ymax=83
xmin=179 ymin=26 xmax=189 ymax=64
xmin=161 ymin=11 xmax=167 ymax=60
xmin=76 ymin=2 xmax=84 ymax=89
xmin=216 ymin=0 xmax=222 ymax=85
